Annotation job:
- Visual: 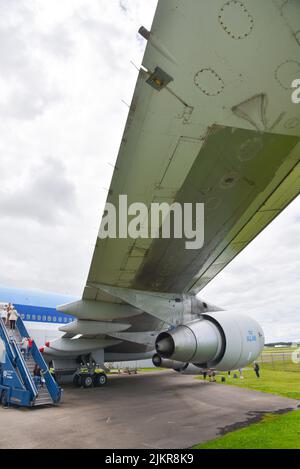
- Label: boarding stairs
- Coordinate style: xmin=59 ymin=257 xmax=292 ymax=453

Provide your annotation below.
xmin=0 ymin=316 xmax=62 ymax=407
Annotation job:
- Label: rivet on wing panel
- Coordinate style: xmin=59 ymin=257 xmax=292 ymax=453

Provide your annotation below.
xmin=280 ymin=0 xmax=300 ymax=45
xmin=194 ymin=68 xmax=224 ymax=96
xmin=219 ymin=0 xmax=254 ymax=40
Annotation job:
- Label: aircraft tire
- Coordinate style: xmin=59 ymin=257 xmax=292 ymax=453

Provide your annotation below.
xmin=80 ymin=374 xmax=93 ymax=388
xmin=93 ymin=373 xmax=107 ymax=387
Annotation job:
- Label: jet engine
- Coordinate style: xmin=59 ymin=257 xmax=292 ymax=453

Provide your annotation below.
xmin=155 ymin=312 xmax=264 ymax=371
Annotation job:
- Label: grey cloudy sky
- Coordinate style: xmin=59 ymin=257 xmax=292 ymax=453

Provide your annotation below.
xmin=0 ymin=0 xmax=299 ymax=342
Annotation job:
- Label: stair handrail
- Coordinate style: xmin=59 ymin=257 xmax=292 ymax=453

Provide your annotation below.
xmin=0 ymin=317 xmax=15 ymax=361
xmin=11 ymin=338 xmax=38 ymax=398
xmin=0 ymin=317 xmax=38 ymax=400
xmin=16 ymin=317 xmax=62 ymax=403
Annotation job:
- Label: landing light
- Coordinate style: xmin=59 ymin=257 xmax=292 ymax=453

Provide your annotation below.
xmin=146 ymin=66 xmax=173 ymax=91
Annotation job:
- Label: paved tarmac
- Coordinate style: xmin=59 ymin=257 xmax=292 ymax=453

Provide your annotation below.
xmin=0 ymin=371 xmax=299 ymax=449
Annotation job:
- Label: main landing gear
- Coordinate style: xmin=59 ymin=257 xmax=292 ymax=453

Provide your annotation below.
xmin=73 ymin=368 xmax=108 ymax=389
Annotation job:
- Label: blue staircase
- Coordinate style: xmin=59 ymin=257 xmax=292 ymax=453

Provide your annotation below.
xmin=0 ymin=316 xmax=62 ymax=407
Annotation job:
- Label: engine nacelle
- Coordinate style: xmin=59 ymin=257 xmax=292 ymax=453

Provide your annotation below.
xmin=155 ymin=312 xmax=264 ymax=371
xmin=152 ymin=354 xmax=204 ymax=375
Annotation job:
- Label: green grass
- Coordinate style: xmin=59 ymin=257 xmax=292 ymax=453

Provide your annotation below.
xmin=198 ymin=368 xmax=300 ymax=400
xmin=259 ymin=361 xmax=300 ymax=373
xmin=194 ymin=367 xmax=300 ymax=448
xmin=193 ymin=410 xmax=300 ymax=449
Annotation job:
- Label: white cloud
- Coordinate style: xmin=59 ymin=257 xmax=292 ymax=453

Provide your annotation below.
xmin=0 ymin=157 xmax=77 ymax=224
xmin=0 ymin=4 xmax=63 ymax=120
xmin=0 ymin=0 xmax=299 ymax=343
xmin=0 ymin=0 xmax=158 ymax=297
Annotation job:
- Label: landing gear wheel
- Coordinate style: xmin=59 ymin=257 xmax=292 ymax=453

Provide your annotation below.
xmin=93 ymin=373 xmax=107 ymax=387
xmin=80 ymin=374 xmax=93 ymax=388
xmin=1 ymin=390 xmax=8 ymax=407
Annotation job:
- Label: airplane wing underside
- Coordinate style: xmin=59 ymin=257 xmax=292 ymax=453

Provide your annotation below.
xmin=48 ymin=0 xmax=300 ymax=358
xmin=83 ymin=0 xmax=300 ymax=302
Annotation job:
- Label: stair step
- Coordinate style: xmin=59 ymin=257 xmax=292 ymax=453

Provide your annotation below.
xmin=36 ymin=391 xmax=51 ymax=397
xmin=34 ymin=400 xmax=53 ymax=406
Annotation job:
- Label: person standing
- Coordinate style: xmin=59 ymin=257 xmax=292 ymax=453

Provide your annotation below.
xmin=28 ymin=337 xmax=34 ymax=356
xmin=9 ymin=308 xmax=18 ymax=330
xmin=253 ymin=362 xmax=260 ymax=378
xmin=20 ymin=337 xmax=29 ymax=359
xmin=33 ymin=364 xmax=42 ymax=388
xmin=6 ymin=303 xmax=13 ymax=326
xmin=49 ymin=361 xmax=56 ymax=382
xmin=0 ymin=307 xmax=7 ymax=324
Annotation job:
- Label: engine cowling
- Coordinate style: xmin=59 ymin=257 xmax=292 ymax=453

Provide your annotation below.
xmin=155 ymin=312 xmax=264 ymax=371
xmin=152 ymin=354 xmax=204 ymax=375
